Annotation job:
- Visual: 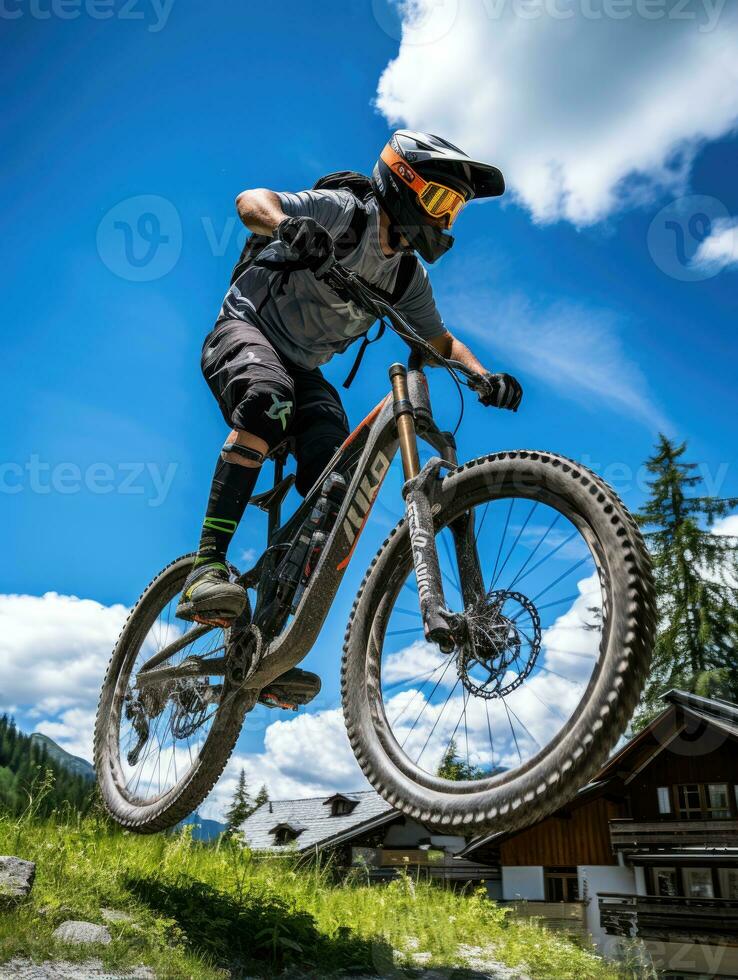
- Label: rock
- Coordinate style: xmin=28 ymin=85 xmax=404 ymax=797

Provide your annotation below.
xmin=0 ymin=856 xmax=36 ymax=903
xmin=51 ymin=921 xmax=112 ymax=946
xmin=0 ymin=960 xmax=154 ymax=979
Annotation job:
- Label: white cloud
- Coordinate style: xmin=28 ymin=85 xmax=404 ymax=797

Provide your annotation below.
xmin=382 ymin=639 xmax=449 ymax=685
xmin=713 ymin=514 xmax=738 ymax=537
xmin=0 ymin=592 xmax=131 ymax=765
xmin=376 ymin=1 xmax=738 ymax=225
xmin=200 ymin=706 xmax=372 ymax=821
xmin=0 ymin=592 xmax=127 ymax=724
xmin=692 ymin=217 xmax=738 ymax=272
xmin=456 ymin=293 xmax=670 ymax=429
xmin=35 ymin=708 xmax=98 ymax=762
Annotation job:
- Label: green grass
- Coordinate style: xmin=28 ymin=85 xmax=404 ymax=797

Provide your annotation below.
xmin=0 ymin=810 xmax=627 ymax=979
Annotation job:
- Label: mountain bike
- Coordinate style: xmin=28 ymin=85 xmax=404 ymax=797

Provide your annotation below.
xmin=94 ymin=253 xmax=656 ymax=836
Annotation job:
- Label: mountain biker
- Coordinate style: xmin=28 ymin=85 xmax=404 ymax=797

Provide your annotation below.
xmin=176 ymin=131 xmax=523 ymax=671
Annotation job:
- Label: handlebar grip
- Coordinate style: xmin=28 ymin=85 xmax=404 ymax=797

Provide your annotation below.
xmin=407 ymin=350 xmax=424 ymax=372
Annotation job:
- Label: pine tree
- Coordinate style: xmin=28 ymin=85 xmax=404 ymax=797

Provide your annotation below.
xmin=635 ymin=434 xmax=738 ymax=726
xmin=254 ymin=784 xmax=269 ymax=809
xmin=437 ymin=738 xmax=485 ymax=781
xmin=224 ymin=768 xmax=254 ymax=833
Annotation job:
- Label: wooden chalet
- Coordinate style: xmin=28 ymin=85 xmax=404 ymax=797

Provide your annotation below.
xmin=461 ymin=690 xmax=738 ymax=978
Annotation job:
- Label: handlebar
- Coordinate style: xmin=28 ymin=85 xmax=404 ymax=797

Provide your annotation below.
xmin=316 ymin=258 xmax=478 ymax=386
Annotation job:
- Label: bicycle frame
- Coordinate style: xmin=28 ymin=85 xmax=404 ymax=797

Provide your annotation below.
xmin=137 ymin=359 xmax=484 ymax=692
xmin=241 ymin=359 xmax=479 ymax=690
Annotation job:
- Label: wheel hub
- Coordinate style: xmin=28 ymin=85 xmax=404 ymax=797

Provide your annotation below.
xmin=458 ymin=590 xmax=542 ymax=699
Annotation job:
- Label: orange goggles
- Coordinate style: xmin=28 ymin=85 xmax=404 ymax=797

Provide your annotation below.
xmin=381 ymin=143 xmax=468 ymax=227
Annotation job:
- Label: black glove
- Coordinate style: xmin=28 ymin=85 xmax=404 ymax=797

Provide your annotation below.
xmin=469 ymin=371 xmax=523 ymax=412
xmin=275 ymin=216 xmax=334 ymax=270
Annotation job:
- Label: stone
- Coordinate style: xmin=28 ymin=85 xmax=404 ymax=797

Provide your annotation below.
xmin=51 ymin=921 xmax=112 ymax=946
xmin=0 ymin=960 xmax=154 ymax=979
xmin=0 ymin=856 xmax=36 ymax=903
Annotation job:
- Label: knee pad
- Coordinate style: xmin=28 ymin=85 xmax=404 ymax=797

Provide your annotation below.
xmin=231 ymin=382 xmax=296 ymax=447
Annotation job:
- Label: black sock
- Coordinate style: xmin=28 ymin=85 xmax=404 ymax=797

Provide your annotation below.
xmin=194 ymin=454 xmax=260 ymax=571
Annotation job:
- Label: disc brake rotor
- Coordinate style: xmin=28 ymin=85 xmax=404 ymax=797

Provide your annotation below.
xmin=458 ymin=589 xmax=542 ymax=700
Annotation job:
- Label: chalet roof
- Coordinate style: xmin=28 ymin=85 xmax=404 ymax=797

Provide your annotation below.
xmin=663 ymin=688 xmax=738 ymax=740
xmin=239 ymin=790 xmax=397 ymax=853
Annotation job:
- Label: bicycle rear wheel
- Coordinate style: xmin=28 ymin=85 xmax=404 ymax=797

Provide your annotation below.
xmin=94 ymin=554 xmax=254 ymax=834
xmin=342 ymin=451 xmax=655 ymax=834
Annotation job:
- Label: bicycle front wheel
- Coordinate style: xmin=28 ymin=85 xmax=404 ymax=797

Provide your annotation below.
xmin=342 ymin=451 xmax=655 ymax=835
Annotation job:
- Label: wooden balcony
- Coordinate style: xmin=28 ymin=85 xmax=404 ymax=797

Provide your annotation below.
xmin=599 ymin=892 xmax=738 ymax=944
xmin=609 ymin=818 xmax=738 ymax=853
xmin=351 ymin=847 xmax=496 ymax=882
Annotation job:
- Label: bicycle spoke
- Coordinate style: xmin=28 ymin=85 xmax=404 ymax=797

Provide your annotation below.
xmin=416 ymin=676 xmax=461 ymax=764
xmin=506 ymin=512 xmax=561 ymax=591
xmin=118 ymin=586 xmax=225 ymax=806
xmin=491 ymin=501 xmax=538 ymax=591
xmin=503 ymin=698 xmax=522 ymax=765
xmin=441 ymin=532 xmax=462 ymax=598
xmin=399 ymin=657 xmax=456 ymax=746
xmin=489 ymin=499 xmax=514 ymax=590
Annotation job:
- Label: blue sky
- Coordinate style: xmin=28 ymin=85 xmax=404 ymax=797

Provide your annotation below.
xmin=1 ymin=0 xmax=737 ymax=815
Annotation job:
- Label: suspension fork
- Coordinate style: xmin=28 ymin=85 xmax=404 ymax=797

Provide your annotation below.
xmin=442 ymin=433 xmax=486 ymax=606
xmin=390 ymin=364 xmax=455 ymax=652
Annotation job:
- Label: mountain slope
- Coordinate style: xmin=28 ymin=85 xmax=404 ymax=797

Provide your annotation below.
xmin=30 ymin=733 xmax=96 ymax=781
xmin=176 ymin=811 xmax=227 ymax=841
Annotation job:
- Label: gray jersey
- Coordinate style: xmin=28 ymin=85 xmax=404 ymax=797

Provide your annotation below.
xmin=219 ymin=189 xmax=446 ymax=370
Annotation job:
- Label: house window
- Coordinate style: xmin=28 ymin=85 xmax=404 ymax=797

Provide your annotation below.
xmin=544 ymin=867 xmax=579 ymax=902
xmin=676 ymin=783 xmax=733 ymax=820
xmin=718 ymin=869 xmax=738 ymax=900
xmin=652 ymin=867 xmax=678 ymax=897
xmin=706 ymin=784 xmax=731 ymax=819
xmin=271 ymin=825 xmax=301 ymax=845
xmin=657 ymin=786 xmax=671 ymax=815
xmin=331 ymin=799 xmax=356 ymax=817
xmin=677 ymin=784 xmax=702 ymax=820
xmin=683 ymin=868 xmax=714 ymax=899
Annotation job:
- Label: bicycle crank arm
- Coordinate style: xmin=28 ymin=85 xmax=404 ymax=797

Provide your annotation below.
xmin=390 ymin=363 xmax=456 ymax=653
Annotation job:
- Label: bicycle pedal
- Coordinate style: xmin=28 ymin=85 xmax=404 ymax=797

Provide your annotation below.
xmin=259 ymin=692 xmax=298 ymax=711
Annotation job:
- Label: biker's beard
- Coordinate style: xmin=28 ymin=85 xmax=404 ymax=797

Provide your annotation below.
xmin=387 ymin=223 xmax=414 ymax=253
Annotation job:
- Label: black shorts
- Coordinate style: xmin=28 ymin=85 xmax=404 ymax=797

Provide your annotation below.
xmin=201 ymin=318 xmax=350 ymax=495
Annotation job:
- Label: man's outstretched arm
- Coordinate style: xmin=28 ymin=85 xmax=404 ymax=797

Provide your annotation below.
xmin=427 ymin=331 xmax=523 ymax=412
xmin=427 ymin=330 xmax=487 ymax=375
xmin=235 ymin=188 xmax=288 ymax=235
